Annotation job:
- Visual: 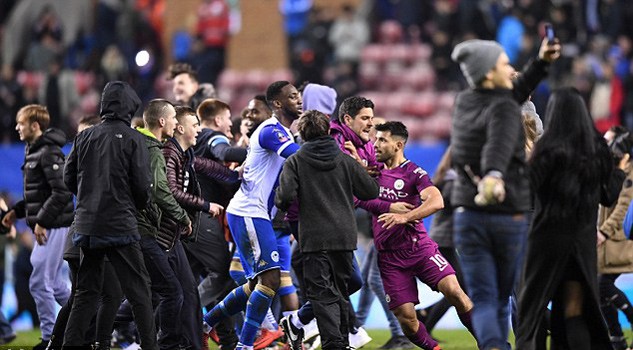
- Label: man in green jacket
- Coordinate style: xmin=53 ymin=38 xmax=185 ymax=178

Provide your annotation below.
xmin=135 ymin=99 xmax=195 ymax=350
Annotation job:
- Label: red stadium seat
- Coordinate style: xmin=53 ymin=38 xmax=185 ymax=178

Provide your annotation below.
xmin=218 ymin=69 xmax=243 ymax=91
xmin=378 ymin=20 xmax=404 ymax=44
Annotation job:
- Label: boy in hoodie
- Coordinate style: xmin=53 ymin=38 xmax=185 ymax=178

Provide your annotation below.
xmin=63 ymin=81 xmax=157 ymax=349
xmin=275 ymin=110 xmax=379 ymax=350
xmin=2 ymin=104 xmax=73 ymax=349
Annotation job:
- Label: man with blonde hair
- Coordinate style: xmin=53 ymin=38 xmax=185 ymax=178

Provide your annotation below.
xmin=2 ymin=104 xmax=73 ymax=349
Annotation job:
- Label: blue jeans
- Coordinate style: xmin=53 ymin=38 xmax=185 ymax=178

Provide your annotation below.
xmin=30 ymin=227 xmax=71 ymax=340
xmin=454 ymin=208 xmax=528 ymax=350
xmin=355 ymin=244 xmax=403 ymax=336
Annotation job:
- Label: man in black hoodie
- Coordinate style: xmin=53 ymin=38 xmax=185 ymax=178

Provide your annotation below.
xmin=275 ymin=110 xmax=379 ymax=350
xmin=63 ymin=81 xmax=157 ymax=349
xmin=2 ymin=104 xmax=73 ymax=350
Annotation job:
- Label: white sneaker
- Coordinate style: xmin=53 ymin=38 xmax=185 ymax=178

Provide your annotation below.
xmin=349 ymin=327 xmax=372 ymax=349
xmin=306 ymin=335 xmax=321 ymax=350
xmin=123 ymin=343 xmax=141 ymax=350
xmin=303 ymin=319 xmax=320 ymax=342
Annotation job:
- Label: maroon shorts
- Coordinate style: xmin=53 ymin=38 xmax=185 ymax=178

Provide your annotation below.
xmin=378 ymin=236 xmax=455 ymax=310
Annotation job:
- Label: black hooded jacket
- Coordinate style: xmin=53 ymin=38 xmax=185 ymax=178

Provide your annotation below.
xmin=14 ymin=128 xmax=74 ymax=230
xmin=275 ymin=136 xmax=379 ymax=252
xmin=64 ymin=81 xmax=152 ymax=241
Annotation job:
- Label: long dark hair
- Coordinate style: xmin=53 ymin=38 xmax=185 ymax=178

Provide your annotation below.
xmin=530 ymin=87 xmax=604 ymax=219
xmin=432 ymin=146 xmax=452 ymax=185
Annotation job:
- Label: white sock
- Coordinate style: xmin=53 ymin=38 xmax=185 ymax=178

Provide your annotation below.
xmin=261 ymin=308 xmax=278 ymax=330
xmin=286 ymin=311 xmax=305 ymax=329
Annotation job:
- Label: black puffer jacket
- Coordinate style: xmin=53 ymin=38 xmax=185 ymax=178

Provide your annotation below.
xmin=64 ymin=81 xmax=151 ymax=239
xmin=450 ymin=58 xmax=549 ymax=213
xmin=14 ymin=128 xmax=74 ymax=230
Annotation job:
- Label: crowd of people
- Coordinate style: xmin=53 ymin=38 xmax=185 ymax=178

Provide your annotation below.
xmin=1 ymin=1 xmax=633 ymax=143
xmin=2 ymin=1 xmax=633 ymax=350
xmin=2 ymin=24 xmax=633 ymax=350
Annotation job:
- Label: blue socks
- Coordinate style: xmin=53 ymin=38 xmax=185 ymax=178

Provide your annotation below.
xmin=203 ymin=284 xmax=251 ymax=327
xmin=240 ymin=284 xmax=276 ymax=346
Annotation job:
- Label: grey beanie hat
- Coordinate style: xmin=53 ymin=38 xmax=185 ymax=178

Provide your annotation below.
xmin=521 ymin=101 xmax=544 ymax=137
xmin=451 ymin=39 xmax=505 ymax=88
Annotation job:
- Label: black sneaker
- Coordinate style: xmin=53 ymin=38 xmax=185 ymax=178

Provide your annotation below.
xmin=280 ymin=314 xmax=304 ymax=350
xmin=0 ymin=333 xmax=15 ymax=346
xmin=33 ymin=339 xmax=50 ymax=350
xmin=93 ymin=341 xmax=111 ymax=350
xmin=379 ymin=335 xmax=415 ymax=350
xmin=611 ymin=336 xmax=627 ymax=350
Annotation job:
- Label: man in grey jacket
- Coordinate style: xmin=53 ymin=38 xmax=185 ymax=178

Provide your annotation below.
xmin=275 ymin=110 xmax=378 ymax=350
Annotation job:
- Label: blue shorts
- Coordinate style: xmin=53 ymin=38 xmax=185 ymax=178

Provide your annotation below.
xmin=227 ymin=213 xmax=281 ymax=279
xmin=230 ymin=231 xmax=291 ymax=274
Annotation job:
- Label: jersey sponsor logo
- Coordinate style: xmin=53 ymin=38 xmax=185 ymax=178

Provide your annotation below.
xmin=379 ymin=186 xmax=408 ymax=201
xmin=385 ymin=294 xmax=391 ymax=303
xmin=394 ymin=179 xmax=404 ymax=190
xmin=271 ymin=251 xmax=280 ymax=263
xmin=413 ymin=167 xmax=427 ymax=178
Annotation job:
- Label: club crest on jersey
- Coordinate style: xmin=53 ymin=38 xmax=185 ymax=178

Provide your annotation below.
xmin=271 ymin=251 xmax=280 ymax=263
xmin=394 ymin=179 xmax=404 ymax=190
xmin=274 ymin=129 xmax=288 ymax=143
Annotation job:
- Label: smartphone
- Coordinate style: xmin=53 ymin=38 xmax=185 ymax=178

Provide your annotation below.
xmin=545 ymin=24 xmax=555 ymax=43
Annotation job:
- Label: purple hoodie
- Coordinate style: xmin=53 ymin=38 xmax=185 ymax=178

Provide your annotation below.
xmin=330 ymin=120 xmax=381 ymax=169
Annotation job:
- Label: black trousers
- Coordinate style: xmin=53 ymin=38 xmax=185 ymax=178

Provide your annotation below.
xmin=168 ymin=240 xmax=202 ymax=350
xmin=303 ymin=250 xmax=354 ymax=350
xmin=599 ymin=273 xmax=627 ymax=338
xmin=51 ymin=257 xmax=122 ymax=348
xmin=63 ymin=242 xmax=157 ymax=350
xmin=141 ymin=236 xmax=185 ymax=350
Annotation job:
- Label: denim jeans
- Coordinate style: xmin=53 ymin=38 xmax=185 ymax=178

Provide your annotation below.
xmin=355 ymin=244 xmax=404 ymax=336
xmin=454 ymin=208 xmax=528 ymax=350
